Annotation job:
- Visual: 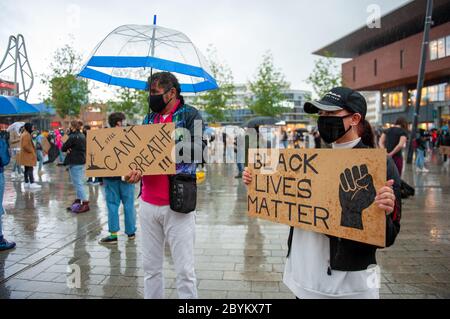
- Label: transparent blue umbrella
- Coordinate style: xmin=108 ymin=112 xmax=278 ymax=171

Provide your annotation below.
xmin=78 ymin=17 xmax=218 ymax=93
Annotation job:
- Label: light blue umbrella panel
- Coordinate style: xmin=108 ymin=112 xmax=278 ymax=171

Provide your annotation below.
xmin=78 ymin=24 xmax=218 ymax=93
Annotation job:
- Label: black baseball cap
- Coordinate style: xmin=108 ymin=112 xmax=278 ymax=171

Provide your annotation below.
xmin=304 ymin=87 xmax=367 ymax=119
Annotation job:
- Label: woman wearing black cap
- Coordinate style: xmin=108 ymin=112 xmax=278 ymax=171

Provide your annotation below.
xmin=243 ymin=87 xmax=401 ymax=299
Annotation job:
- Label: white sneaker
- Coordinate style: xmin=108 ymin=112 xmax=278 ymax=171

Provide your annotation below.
xmin=422 ymin=168 xmax=429 ymax=172
xmin=29 ymin=183 xmax=42 ymax=189
xmin=23 ymin=182 xmax=30 ymax=189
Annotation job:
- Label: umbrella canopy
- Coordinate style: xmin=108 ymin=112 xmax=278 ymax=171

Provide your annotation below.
xmin=0 ymin=96 xmax=40 ymax=115
xmin=0 ymin=95 xmax=39 ymax=116
xmin=7 ymin=121 xmax=25 ymax=133
xmin=242 ymin=117 xmax=279 ymax=129
xmin=78 ymin=24 xmax=218 ymax=93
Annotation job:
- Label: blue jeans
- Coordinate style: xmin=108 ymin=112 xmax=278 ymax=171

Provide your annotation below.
xmin=13 ymin=161 xmax=22 ymax=174
xmin=69 ymin=165 xmax=87 ymax=201
xmin=237 ymin=162 xmax=244 ymax=174
xmin=12 ymin=149 xmax=22 ymax=174
xmin=37 ymin=150 xmax=44 ymax=171
xmin=416 ymin=149 xmax=425 ymax=169
xmin=104 ymin=179 xmax=136 ymax=235
xmin=58 ymin=150 xmax=64 ymax=163
xmin=0 ymin=172 xmax=5 ymax=237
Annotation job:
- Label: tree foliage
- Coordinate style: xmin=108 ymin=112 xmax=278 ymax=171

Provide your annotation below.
xmin=248 ymin=52 xmax=288 ymax=117
xmin=306 ymin=51 xmax=342 ymax=99
xmin=194 ymin=46 xmax=235 ymax=122
xmin=42 ymin=43 xmax=89 ymax=118
xmin=107 ymin=87 xmax=148 ymax=122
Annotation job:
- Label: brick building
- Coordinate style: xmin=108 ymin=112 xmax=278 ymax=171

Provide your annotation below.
xmin=50 ymin=103 xmax=107 ymax=130
xmin=0 ymin=78 xmax=18 ymax=96
xmin=314 ymin=0 xmax=450 ymax=130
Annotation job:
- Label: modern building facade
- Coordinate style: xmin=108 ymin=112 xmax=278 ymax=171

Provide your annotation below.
xmin=314 ymin=0 xmax=450 ymax=130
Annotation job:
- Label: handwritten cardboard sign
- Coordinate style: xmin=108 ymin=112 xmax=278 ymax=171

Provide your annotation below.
xmin=439 ymin=146 xmax=450 ymax=156
xmin=86 ymin=123 xmax=176 ymax=178
xmin=247 ymin=148 xmax=387 ymax=247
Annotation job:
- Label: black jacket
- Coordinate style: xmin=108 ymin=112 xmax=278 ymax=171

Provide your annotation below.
xmin=62 ymin=130 xmax=86 ymax=166
xmin=144 ymin=103 xmax=207 ymax=174
xmin=287 ymin=140 xmax=402 ymax=273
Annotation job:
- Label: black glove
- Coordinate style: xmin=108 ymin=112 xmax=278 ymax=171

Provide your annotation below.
xmin=339 ymin=165 xmax=376 ymax=230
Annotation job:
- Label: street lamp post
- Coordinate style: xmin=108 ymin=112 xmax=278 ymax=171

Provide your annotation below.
xmin=406 ymin=0 xmax=434 ymax=164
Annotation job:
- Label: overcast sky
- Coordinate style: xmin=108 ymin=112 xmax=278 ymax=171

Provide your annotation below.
xmin=0 ymin=0 xmax=410 ymax=103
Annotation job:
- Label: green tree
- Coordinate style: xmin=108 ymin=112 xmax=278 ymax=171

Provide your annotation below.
xmin=306 ymin=51 xmax=342 ymax=99
xmin=107 ymin=87 xmax=148 ymax=122
xmin=42 ymin=43 xmax=90 ymax=118
xmin=248 ymin=52 xmax=288 ymax=117
xmin=194 ymin=46 xmax=235 ymax=122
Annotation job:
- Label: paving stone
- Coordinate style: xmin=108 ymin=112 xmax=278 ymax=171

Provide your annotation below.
xmin=0 ymin=160 xmax=448 ymax=299
xmin=227 ymin=291 xmax=262 ymax=299
xmin=223 ymin=271 xmax=282 ymax=282
xmin=198 ymin=279 xmax=252 ymax=292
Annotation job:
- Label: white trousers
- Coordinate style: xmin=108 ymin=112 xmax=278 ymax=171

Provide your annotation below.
xmin=139 ymin=199 xmax=197 ymax=299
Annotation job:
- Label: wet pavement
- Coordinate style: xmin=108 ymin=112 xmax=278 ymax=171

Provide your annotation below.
xmin=0 ymin=150 xmax=449 ymax=299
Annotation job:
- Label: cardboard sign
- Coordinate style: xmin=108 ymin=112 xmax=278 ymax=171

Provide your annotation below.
xmin=247 ymin=148 xmax=387 ymax=247
xmin=85 ymin=123 xmax=176 ymax=178
xmin=439 ymin=146 xmax=450 ymax=156
xmin=40 ymin=137 xmax=51 ymax=153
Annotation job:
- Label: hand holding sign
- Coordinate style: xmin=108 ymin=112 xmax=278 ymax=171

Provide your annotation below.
xmin=125 ymin=170 xmax=142 ymax=184
xmin=339 ymin=165 xmax=376 ymax=230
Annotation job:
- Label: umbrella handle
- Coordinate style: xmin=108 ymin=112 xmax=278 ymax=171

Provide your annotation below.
xmin=147 ymin=68 xmax=153 ymax=117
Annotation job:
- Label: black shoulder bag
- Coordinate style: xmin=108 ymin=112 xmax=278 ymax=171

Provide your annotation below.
xmin=169 ymin=174 xmax=197 ymax=214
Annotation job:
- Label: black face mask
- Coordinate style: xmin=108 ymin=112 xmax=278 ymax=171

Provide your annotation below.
xmin=318 ymin=114 xmax=353 ymax=144
xmin=148 ymin=88 xmax=173 ymax=114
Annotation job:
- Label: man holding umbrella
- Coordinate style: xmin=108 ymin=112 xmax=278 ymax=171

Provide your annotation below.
xmin=126 ymin=72 xmax=205 ymax=299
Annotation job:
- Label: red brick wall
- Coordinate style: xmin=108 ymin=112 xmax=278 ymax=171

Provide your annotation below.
xmin=342 ymin=22 xmax=450 ymax=90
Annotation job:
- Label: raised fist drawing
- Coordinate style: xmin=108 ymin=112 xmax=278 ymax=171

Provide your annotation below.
xmin=339 ymin=164 xmax=376 ymax=230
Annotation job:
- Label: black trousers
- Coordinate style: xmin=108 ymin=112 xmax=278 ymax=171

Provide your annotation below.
xmin=24 ymin=166 xmax=34 ymax=183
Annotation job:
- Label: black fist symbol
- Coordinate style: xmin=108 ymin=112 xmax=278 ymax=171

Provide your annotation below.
xmin=339 ymin=165 xmax=376 ymax=230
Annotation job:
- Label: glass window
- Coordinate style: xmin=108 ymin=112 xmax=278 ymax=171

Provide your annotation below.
xmin=438 ymin=83 xmax=446 ymax=101
xmin=437 ymin=38 xmax=445 ymax=59
xmin=430 ymin=40 xmax=438 ymax=60
xmin=428 ymin=85 xmax=437 ymax=102
xmin=382 ymin=91 xmax=403 ymax=109
xmin=445 ymin=83 xmax=450 ymax=101
xmin=447 ymin=36 xmax=450 ymax=57
xmin=409 ymin=89 xmax=427 ymax=107
xmin=430 ymin=41 xmax=437 ymax=61
xmin=400 ymin=50 xmax=404 ymax=69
